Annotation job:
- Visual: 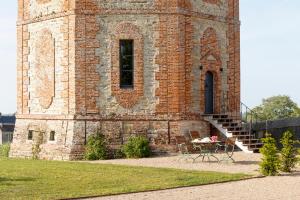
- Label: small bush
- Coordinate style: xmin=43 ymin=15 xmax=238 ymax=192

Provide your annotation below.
xmin=280 ymin=130 xmax=299 ymax=172
xmin=259 ymin=133 xmax=280 ymax=176
xmin=31 ymin=132 xmax=43 ymax=160
xmin=113 ymin=149 xmax=126 ymax=159
xmin=32 ymin=144 xmax=41 ymax=160
xmin=122 ymin=135 xmax=151 ymax=159
xmin=0 ymin=144 xmax=10 ymax=158
xmin=84 ymin=133 xmax=108 ymax=160
xmin=298 ymin=149 xmax=300 ymax=165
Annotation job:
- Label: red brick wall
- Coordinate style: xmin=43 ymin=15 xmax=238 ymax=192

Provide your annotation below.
xmin=22 ymin=25 xmax=30 ymax=114
xmin=203 ymin=0 xmax=221 ymax=5
xmin=15 ymin=2 xmax=241 ymax=116
xmin=184 ymin=16 xmax=193 ymax=114
xmin=16 ymin=0 xmax=241 ymax=118
xmin=227 ymin=0 xmax=240 ymax=114
xmin=111 ymin=23 xmax=144 ymax=108
xmin=155 ymin=14 xmax=187 ymax=115
xmin=199 ymin=27 xmax=222 ymax=113
xmin=73 ymin=14 xmax=100 ymax=114
xmin=13 ymin=0 xmax=241 ymax=159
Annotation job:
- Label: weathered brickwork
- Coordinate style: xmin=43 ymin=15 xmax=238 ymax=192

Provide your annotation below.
xmin=11 ymin=0 xmax=241 ymax=160
xmin=199 ymin=27 xmax=223 ymax=113
xmin=191 ymin=0 xmax=228 ymax=16
xmin=227 ymin=0 xmax=240 ymax=115
xmin=97 ymin=15 xmax=159 ymax=115
xmin=203 ymin=0 xmax=221 ymax=5
xmin=190 ymin=19 xmax=229 ymax=113
xmin=27 ymin=18 xmax=68 ymax=114
xmin=34 ymin=29 xmax=55 ymax=109
xmin=111 ymin=22 xmax=144 ymax=109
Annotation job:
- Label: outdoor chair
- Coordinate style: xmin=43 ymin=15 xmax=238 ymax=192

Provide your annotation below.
xmin=188 ymin=130 xmax=202 ymax=152
xmin=216 ymin=137 xmax=236 ymax=163
xmin=175 ymin=135 xmax=193 ymax=162
xmin=189 ymin=130 xmax=201 ymax=140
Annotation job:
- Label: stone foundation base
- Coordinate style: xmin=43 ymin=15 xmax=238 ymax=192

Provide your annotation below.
xmin=10 ymin=118 xmax=210 ymax=160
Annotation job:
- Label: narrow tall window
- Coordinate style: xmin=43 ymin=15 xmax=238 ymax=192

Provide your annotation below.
xmin=50 ymin=131 xmax=55 ymax=141
xmin=120 ymin=40 xmax=134 ymax=88
xmin=28 ymin=130 xmax=33 ymax=140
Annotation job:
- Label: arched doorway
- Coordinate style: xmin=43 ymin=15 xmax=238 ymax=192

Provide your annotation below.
xmin=205 ymin=71 xmax=214 ymax=114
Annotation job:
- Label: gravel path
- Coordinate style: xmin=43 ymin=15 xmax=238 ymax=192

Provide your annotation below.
xmin=85 ymin=152 xmax=262 ymax=175
xmin=93 ymin=175 xmax=300 ymax=200
xmin=81 ymin=153 xmax=300 ymax=200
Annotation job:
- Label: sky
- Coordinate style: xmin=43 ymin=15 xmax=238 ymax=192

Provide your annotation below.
xmin=0 ymin=1 xmax=299 ymax=114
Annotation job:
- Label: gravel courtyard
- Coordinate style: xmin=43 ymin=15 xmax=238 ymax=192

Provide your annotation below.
xmin=83 ymin=152 xmax=300 ymax=200
xmin=87 ymin=152 xmax=263 ymax=175
xmin=92 ymin=175 xmax=300 ymax=200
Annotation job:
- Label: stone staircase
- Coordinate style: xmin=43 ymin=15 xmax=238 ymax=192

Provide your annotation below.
xmin=203 ymin=114 xmax=263 ymax=153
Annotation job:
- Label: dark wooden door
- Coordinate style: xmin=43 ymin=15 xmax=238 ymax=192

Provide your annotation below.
xmin=205 ymin=71 xmax=214 ymax=114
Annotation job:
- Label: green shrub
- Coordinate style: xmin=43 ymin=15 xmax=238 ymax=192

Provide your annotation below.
xmin=31 ymin=132 xmax=43 ymax=160
xmin=122 ymin=135 xmax=151 ymax=158
xmin=32 ymin=144 xmax=41 ymax=160
xmin=298 ymin=149 xmax=300 ymax=165
xmin=259 ymin=133 xmax=280 ymax=176
xmin=84 ymin=133 xmax=108 ymax=160
xmin=0 ymin=144 xmax=10 ymax=158
xmin=280 ymin=130 xmax=299 ymax=172
xmin=113 ymin=149 xmax=126 ymax=159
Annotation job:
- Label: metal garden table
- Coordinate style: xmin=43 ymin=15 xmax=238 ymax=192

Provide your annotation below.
xmin=191 ymin=140 xmax=221 ymax=162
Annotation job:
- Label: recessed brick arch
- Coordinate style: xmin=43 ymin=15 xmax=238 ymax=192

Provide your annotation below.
xmin=111 ymin=22 xmax=144 ymax=109
xmin=200 ymin=27 xmax=222 ymax=114
xmin=35 ymin=29 xmax=55 ymax=109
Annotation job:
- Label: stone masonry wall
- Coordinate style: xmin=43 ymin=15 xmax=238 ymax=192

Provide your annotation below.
xmin=97 ymin=15 xmax=159 ymax=115
xmin=10 ymin=119 xmax=78 ymax=160
xmin=192 ymin=0 xmax=228 ymax=17
xmin=12 ymin=0 xmax=240 ymax=160
xmin=27 ymin=18 xmax=68 ymax=114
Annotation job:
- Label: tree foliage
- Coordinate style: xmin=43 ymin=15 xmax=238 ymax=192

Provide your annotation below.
xmin=259 ymin=133 xmax=280 ymax=176
xmin=252 ymin=95 xmax=300 ymax=121
xmin=280 ymin=130 xmax=299 ymax=172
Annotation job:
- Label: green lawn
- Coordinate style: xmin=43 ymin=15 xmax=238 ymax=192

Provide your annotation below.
xmin=0 ymin=159 xmax=250 ymax=200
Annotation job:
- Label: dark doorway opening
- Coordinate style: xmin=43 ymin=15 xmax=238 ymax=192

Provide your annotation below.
xmin=205 ymin=71 xmax=214 ymax=114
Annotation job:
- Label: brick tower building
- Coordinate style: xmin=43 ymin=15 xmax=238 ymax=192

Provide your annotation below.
xmin=10 ymin=0 xmax=241 ymax=160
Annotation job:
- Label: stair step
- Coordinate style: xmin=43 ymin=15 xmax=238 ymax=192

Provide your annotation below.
xmin=229 ymin=129 xmax=248 ymax=133
xmin=244 ymin=143 xmax=263 ymax=149
xmin=227 ymin=127 xmax=243 ymax=131
xmin=217 ymin=119 xmax=233 ymax=123
xmin=240 ymin=139 xmax=261 ymax=144
xmin=222 ymin=122 xmax=239 ymax=128
xmin=230 ymin=130 xmax=251 ymax=135
xmin=235 ymin=135 xmax=255 ymax=140
xmin=232 ymin=130 xmax=253 ymax=135
xmin=203 ymin=114 xmax=228 ymax=118
xmin=212 ymin=115 xmax=229 ymax=120
xmin=251 ymin=148 xmax=261 ymax=153
xmin=204 ymin=112 xmax=263 ymax=154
